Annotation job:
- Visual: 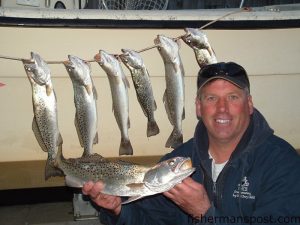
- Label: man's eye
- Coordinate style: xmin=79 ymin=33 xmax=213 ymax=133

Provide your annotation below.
xmin=206 ymin=96 xmax=217 ymax=102
xmin=228 ymin=95 xmax=239 ymax=101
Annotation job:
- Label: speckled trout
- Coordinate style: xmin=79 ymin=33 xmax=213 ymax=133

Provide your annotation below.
xmin=120 ymin=49 xmax=159 ymax=137
xmin=95 ymin=50 xmax=133 ymax=155
xmin=23 ymin=52 xmax=63 ymax=180
xmin=155 ymin=35 xmax=185 ymax=149
xmin=54 ymin=146 xmax=195 ymax=204
xmin=63 ymin=55 xmax=98 ymax=157
xmin=182 ymin=28 xmax=217 ymax=68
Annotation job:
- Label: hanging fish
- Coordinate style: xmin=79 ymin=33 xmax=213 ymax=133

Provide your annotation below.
xmin=95 ymin=50 xmax=133 ymax=155
xmin=23 ymin=52 xmax=63 ymax=180
xmin=154 ymin=35 xmax=185 ymax=149
xmin=181 ymin=28 xmax=217 ymax=68
xmin=120 ymin=49 xmax=159 ymax=137
xmin=63 ymin=55 xmax=98 ymax=157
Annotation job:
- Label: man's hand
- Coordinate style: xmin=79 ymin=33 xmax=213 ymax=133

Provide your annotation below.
xmin=163 ymin=177 xmax=211 ymax=218
xmin=82 ymin=181 xmax=122 ymax=215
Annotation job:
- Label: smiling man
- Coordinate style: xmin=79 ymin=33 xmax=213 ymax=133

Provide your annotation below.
xmin=83 ymin=62 xmax=300 ymax=225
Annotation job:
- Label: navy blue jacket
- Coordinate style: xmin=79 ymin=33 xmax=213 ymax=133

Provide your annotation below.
xmin=100 ymin=109 xmax=300 ymax=225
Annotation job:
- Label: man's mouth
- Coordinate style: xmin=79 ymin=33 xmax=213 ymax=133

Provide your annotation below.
xmin=216 ymin=119 xmax=230 ymax=124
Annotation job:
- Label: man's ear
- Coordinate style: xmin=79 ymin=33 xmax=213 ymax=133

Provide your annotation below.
xmin=248 ymin=95 xmax=254 ymax=115
xmin=195 ymin=97 xmax=202 ymax=120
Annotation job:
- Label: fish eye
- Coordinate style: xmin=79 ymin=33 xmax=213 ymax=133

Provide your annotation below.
xmin=168 ymin=160 xmax=175 ymax=166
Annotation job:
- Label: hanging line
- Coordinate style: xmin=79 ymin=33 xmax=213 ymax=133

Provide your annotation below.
xmin=137 ymin=7 xmax=251 ymax=53
xmin=0 ymin=7 xmax=251 ymax=64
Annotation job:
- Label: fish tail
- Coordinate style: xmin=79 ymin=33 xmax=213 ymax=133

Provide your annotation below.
xmin=147 ymin=120 xmax=160 ymax=137
xmin=82 ymin=148 xmax=92 ymax=157
xmin=45 ymin=156 xmax=63 ymax=180
xmin=45 ymin=142 xmax=64 ymax=180
xmin=119 ymin=138 xmax=133 ymax=155
xmin=165 ymin=128 xmax=183 ymax=149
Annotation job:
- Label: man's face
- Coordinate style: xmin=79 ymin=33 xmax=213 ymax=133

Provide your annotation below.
xmin=196 ymin=79 xmax=253 ymax=144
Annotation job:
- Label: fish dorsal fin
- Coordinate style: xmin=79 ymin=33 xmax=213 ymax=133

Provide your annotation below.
xmin=163 ymin=91 xmax=174 ymax=126
xmin=153 ymin=99 xmax=157 ymax=111
xmin=122 ymin=195 xmax=144 ymax=204
xmin=92 ymin=84 xmax=98 ymax=99
xmin=117 ymin=160 xmax=136 ymax=165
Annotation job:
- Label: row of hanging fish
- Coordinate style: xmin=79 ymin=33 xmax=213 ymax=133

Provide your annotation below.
xmin=23 ymin=28 xmax=217 ymax=179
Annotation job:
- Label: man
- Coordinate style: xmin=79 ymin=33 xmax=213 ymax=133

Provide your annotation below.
xmin=83 ymin=62 xmax=300 ymax=224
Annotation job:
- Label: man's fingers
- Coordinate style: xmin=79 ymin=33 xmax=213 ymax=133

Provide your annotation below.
xmin=82 ymin=181 xmax=94 ymax=195
xmin=89 ymin=182 xmax=104 ymax=199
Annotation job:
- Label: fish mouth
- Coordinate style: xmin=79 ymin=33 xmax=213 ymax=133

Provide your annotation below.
xmin=63 ymin=56 xmax=73 ymax=68
xmin=94 ymin=52 xmax=103 ymax=65
xmin=154 ymin=35 xmax=161 ymax=45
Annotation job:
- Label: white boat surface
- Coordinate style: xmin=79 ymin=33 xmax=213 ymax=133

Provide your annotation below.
xmin=0 ymin=3 xmax=299 ymax=189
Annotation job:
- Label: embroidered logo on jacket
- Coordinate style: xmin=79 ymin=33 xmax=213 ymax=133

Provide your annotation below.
xmin=232 ymin=177 xmax=255 ymax=200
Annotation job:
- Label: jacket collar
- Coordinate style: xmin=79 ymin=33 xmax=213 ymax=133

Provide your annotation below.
xmin=193 ymin=108 xmax=274 ymax=170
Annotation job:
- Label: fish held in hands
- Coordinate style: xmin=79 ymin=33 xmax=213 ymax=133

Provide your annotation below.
xmin=54 ymin=147 xmax=195 ymax=204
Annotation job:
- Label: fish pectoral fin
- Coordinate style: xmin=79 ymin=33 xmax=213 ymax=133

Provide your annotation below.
xmin=46 ymin=84 xmax=53 ymax=96
xmin=122 ymin=195 xmax=143 ymax=204
xmin=207 ymin=46 xmax=214 ymax=57
xmin=84 ymin=84 xmax=93 ymax=96
xmin=93 ymin=132 xmax=99 ymax=144
xmin=32 ymin=117 xmax=48 ymax=152
xmin=74 ymin=115 xmax=84 ymax=147
xmin=126 ymin=183 xmax=145 ymax=190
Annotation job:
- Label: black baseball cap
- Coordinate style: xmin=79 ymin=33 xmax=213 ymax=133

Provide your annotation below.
xmin=197 ymin=62 xmax=250 ymax=92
